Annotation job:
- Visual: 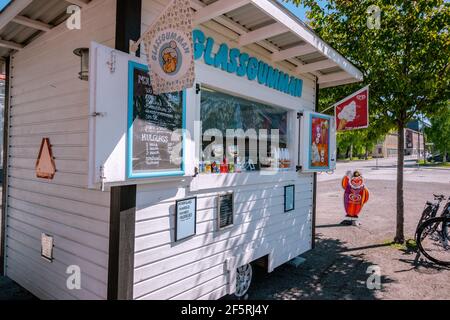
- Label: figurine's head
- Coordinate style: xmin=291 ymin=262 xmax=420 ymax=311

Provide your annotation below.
xmin=350 ymin=173 xmax=364 ymax=189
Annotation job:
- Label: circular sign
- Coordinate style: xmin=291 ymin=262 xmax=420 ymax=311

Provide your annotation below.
xmin=149 ymin=28 xmax=192 ymax=81
xmin=349 ymin=193 xmax=362 ymax=202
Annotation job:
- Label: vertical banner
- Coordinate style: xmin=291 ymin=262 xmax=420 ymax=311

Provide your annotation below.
xmin=310 ymin=114 xmax=330 ymax=169
xmin=334 ymin=86 xmax=369 ymax=131
xmin=142 ymin=0 xmax=195 ymax=95
xmin=300 ymin=111 xmax=336 ymax=173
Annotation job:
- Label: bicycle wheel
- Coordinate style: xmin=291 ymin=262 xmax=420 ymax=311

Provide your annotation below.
xmin=417 ymin=217 xmax=450 ymax=266
xmin=415 ymin=205 xmax=435 ymax=241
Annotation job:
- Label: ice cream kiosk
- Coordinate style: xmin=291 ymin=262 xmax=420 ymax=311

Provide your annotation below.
xmin=0 ymin=0 xmax=363 ymax=300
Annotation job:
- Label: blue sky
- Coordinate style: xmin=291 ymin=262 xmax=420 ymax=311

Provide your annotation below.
xmin=0 ymin=0 xmax=11 ymax=11
xmin=278 ymin=0 xmax=328 ymax=21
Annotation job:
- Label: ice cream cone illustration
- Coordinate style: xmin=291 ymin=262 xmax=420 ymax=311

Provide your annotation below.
xmin=337 ymin=101 xmax=357 ymax=131
xmin=338 ymin=119 xmax=348 ymax=130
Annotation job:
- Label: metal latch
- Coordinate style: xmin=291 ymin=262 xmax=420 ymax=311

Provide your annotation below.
xmin=106 ymin=51 xmax=117 ymax=74
xmin=90 ymin=112 xmax=106 ymax=117
xmin=99 ymin=165 xmax=106 ymax=192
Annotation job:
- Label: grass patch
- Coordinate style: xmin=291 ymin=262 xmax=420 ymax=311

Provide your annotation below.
xmin=406 ymin=239 xmax=418 ymax=250
xmin=417 ymin=160 xmax=450 ymax=168
xmin=383 ymin=239 xmax=418 ymax=251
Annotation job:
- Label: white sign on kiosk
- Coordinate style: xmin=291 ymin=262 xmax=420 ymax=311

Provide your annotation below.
xmin=175 ymin=197 xmax=197 ymax=241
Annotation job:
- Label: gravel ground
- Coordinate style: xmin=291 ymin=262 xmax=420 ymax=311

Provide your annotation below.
xmin=248 ymin=179 xmax=450 ymax=300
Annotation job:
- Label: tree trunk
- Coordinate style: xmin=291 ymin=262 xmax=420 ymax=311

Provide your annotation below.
xmin=349 ymin=144 xmax=353 ymax=161
xmin=444 ymin=150 xmax=447 ymax=164
xmin=365 ymin=145 xmax=369 ymax=160
xmin=395 ymin=124 xmax=405 ymax=243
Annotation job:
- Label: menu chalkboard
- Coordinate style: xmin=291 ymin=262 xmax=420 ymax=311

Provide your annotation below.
xmin=129 ymin=62 xmax=184 ymax=177
xmin=218 ymin=193 xmax=234 ymax=229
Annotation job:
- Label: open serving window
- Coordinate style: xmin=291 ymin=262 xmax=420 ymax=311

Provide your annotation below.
xmin=198 ymin=86 xmax=293 ymax=174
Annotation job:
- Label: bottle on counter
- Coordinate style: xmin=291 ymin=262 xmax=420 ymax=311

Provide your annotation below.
xmin=205 ymin=161 xmax=212 ymax=174
xmin=235 ymin=157 xmax=242 ymax=173
xmin=220 ymin=158 xmax=229 ymax=173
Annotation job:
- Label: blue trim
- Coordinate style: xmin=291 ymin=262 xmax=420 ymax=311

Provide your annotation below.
xmin=127 ymin=61 xmax=186 ymax=179
xmin=308 ymin=113 xmax=332 ymax=171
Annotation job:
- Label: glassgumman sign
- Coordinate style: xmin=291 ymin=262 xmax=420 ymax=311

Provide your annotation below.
xmin=193 ymin=29 xmax=303 ymax=98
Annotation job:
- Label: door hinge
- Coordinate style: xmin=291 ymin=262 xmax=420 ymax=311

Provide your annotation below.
xmin=196 ymin=83 xmax=201 ymax=94
xmin=297 ymin=112 xmax=304 ymax=119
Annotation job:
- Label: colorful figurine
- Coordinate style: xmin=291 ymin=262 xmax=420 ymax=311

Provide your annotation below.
xmin=341 ymin=170 xmax=370 ymax=225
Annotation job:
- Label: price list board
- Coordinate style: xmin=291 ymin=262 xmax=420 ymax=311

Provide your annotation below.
xmin=128 ymin=62 xmax=184 ymax=178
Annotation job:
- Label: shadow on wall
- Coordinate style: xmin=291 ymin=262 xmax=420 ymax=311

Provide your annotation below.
xmin=247 ymin=236 xmax=395 ymax=300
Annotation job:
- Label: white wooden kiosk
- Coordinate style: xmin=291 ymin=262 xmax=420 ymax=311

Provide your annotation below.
xmin=0 ymin=0 xmax=362 ymax=300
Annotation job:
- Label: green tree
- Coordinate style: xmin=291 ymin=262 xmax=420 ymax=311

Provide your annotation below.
xmin=425 ymin=105 xmax=450 ymax=163
xmin=290 ymin=0 xmax=450 ymax=243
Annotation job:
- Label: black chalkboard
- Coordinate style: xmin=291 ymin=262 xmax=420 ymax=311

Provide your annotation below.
xmin=218 ymin=193 xmax=234 ymax=229
xmin=130 ymin=64 xmax=183 ymax=176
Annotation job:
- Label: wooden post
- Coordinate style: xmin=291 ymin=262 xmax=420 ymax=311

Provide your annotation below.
xmin=108 ymin=185 xmax=136 ymax=300
xmin=107 ymin=0 xmax=142 ymax=300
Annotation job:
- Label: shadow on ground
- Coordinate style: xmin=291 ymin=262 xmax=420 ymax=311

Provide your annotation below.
xmin=247 ymin=236 xmax=395 ymax=300
xmin=0 ymin=277 xmax=36 ymax=300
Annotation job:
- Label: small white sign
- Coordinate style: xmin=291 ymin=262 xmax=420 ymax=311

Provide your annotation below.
xmin=175 ymin=197 xmax=197 ymax=241
xmin=41 ymin=233 xmax=54 ymax=262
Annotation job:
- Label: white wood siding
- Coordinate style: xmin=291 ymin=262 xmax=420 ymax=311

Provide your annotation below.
xmin=4 ymin=0 xmax=116 ymax=300
xmin=134 ymin=0 xmax=316 ymax=300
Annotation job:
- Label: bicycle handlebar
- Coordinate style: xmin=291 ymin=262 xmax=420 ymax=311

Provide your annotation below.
xmin=433 ymin=194 xmax=446 ymax=200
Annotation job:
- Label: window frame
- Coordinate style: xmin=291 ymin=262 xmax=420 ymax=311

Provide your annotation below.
xmin=196 ymin=83 xmax=296 ymax=174
xmin=126 ymin=61 xmax=187 ymax=179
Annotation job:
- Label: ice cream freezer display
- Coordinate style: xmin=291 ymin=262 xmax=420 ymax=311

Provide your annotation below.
xmin=0 ymin=0 xmax=363 ymax=300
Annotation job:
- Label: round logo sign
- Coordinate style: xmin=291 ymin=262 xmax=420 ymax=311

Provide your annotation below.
xmin=149 ymin=28 xmax=192 ymax=81
xmin=349 ymin=193 xmax=362 ymax=202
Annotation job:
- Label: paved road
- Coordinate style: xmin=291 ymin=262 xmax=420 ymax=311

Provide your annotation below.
xmin=319 ymin=157 xmax=450 ymax=184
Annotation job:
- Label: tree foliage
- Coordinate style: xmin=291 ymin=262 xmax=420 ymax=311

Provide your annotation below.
xmin=288 ymin=0 xmax=450 ymax=242
xmin=425 ymin=104 xmax=450 ymax=162
xmin=291 ymin=0 xmax=450 ymax=125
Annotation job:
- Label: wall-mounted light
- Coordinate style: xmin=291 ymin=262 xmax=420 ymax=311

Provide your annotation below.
xmin=73 ymin=48 xmax=89 ymax=81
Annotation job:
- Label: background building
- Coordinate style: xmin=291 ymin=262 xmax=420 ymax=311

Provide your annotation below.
xmin=373 ymin=126 xmax=426 ymax=159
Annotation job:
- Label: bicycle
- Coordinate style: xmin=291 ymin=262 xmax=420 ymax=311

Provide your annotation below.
xmin=415 ymin=195 xmax=450 ymax=266
xmin=414 ymin=194 xmax=445 ymax=242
